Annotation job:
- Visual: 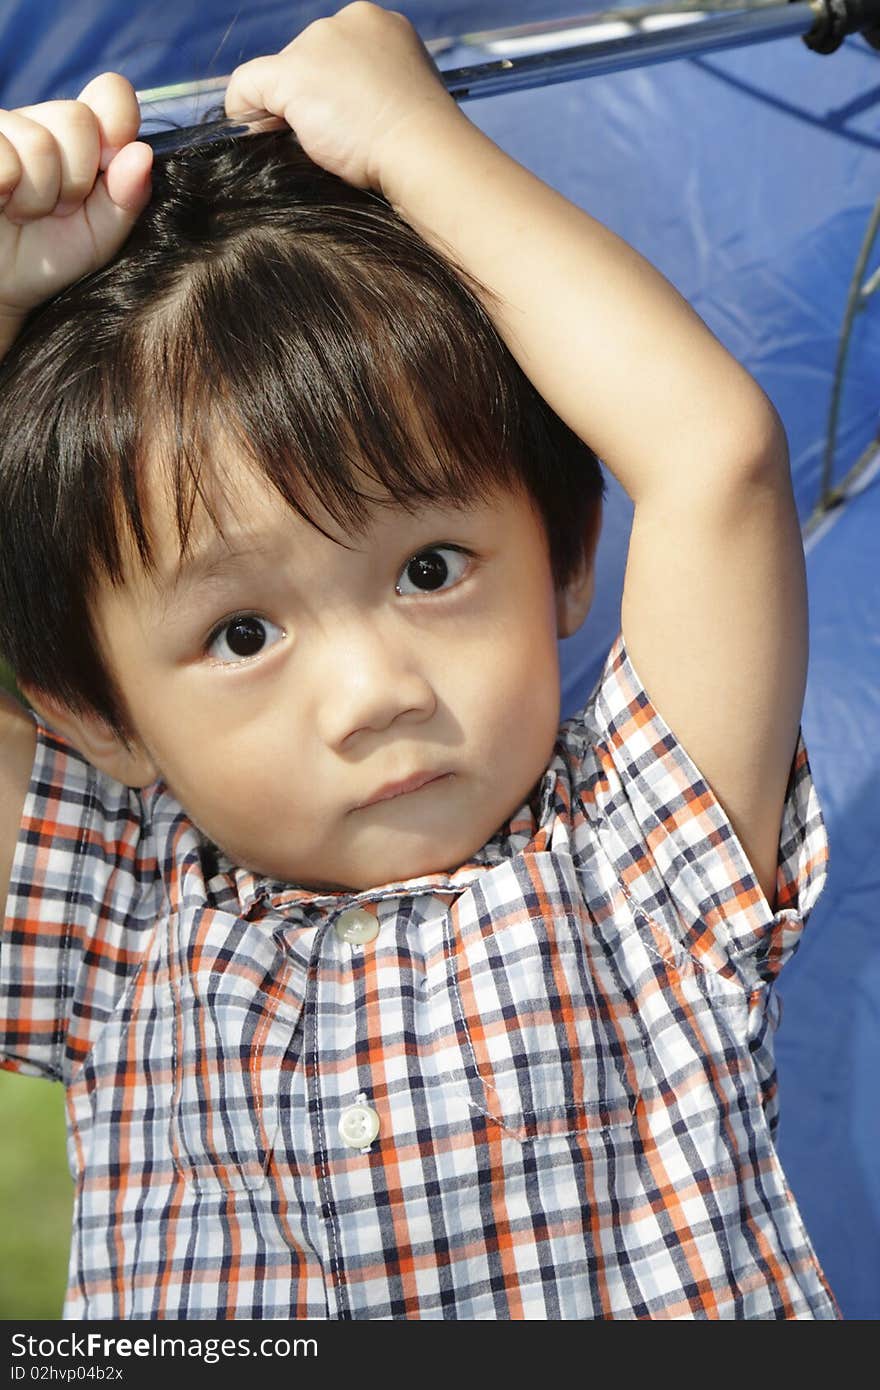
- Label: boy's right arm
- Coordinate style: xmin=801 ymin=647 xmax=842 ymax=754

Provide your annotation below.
xmin=0 ymin=76 xmax=152 ymax=889
xmin=0 ymin=73 xmax=152 ymax=362
xmin=0 ymin=693 xmax=36 ymax=918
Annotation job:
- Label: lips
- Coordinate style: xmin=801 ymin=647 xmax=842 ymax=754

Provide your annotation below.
xmin=354 ymin=771 xmax=450 ymax=810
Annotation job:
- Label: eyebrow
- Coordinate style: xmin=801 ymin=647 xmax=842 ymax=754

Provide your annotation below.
xmin=153 ymin=536 xmax=267 ymax=617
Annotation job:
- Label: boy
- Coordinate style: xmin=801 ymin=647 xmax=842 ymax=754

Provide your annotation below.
xmin=0 ymin=3 xmax=836 ymax=1317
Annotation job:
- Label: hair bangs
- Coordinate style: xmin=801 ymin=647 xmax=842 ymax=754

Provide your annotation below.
xmin=126 ymin=216 xmax=524 ymax=561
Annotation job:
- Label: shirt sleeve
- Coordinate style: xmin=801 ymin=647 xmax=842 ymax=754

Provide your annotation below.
xmin=0 ymin=720 xmax=160 ymax=1083
xmin=582 ymin=631 xmax=829 ymax=997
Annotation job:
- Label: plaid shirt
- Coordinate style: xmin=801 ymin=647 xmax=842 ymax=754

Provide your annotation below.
xmin=1 ymin=633 xmax=838 ymax=1320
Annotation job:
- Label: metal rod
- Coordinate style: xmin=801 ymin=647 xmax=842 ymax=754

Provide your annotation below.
xmin=456 ymin=0 xmax=790 ymax=46
xmin=453 ymin=0 xmax=784 ymax=49
xmin=804 ymin=435 xmax=880 ymax=541
xmin=818 ymin=192 xmax=880 ymax=509
xmin=443 ymin=5 xmax=816 ymax=100
xmin=141 ymin=4 xmax=819 ymax=149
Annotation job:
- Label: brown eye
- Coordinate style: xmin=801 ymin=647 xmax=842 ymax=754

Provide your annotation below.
xmin=207 ymin=614 xmax=284 ymax=664
xmin=225 ymin=617 xmax=266 ymax=655
xmin=407 ymin=552 xmax=448 ymax=590
xmin=396 ymin=546 xmax=468 ymax=596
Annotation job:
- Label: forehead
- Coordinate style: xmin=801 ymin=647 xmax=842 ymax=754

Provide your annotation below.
xmin=149 ymin=443 xmax=350 ymax=562
xmin=117 ymin=432 xmax=359 ymax=585
xmin=117 ymin=438 xmax=540 ymax=605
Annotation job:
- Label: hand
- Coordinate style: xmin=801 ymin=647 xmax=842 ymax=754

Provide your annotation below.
xmin=224 ymin=2 xmax=464 ymax=200
xmin=0 ymin=73 xmax=152 ymax=339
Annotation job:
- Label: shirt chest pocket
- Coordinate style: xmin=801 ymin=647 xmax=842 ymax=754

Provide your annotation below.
xmin=170 ymin=995 xmax=298 ymax=1192
xmin=429 ymin=854 xmax=643 ymax=1142
xmin=168 ymin=916 xmax=302 ymax=1194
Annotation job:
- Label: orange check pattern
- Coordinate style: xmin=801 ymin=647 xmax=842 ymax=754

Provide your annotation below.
xmin=1 ymin=633 xmax=838 ymax=1319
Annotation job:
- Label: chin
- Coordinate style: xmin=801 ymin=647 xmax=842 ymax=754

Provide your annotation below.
xmin=234 ymin=809 xmax=507 ymax=895
xmin=360 ymin=833 xmax=488 ymax=890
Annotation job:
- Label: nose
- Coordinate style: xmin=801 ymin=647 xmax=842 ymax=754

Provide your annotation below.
xmin=316 ymin=621 xmax=437 ymax=749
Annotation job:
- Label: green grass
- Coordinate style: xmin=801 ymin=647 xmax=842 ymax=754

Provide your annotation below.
xmin=1 ymin=662 xmax=71 ymax=1318
xmin=0 ymin=1069 xmax=73 ymax=1319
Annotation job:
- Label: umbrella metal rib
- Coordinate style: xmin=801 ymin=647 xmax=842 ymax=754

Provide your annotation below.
xmin=141 ymin=3 xmax=818 ymax=152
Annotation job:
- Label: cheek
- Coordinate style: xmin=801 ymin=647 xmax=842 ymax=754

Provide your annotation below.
xmin=130 ymin=705 xmax=291 ymax=833
xmin=162 ymin=728 xmax=299 ymax=805
xmin=155 ymin=743 xmax=319 ymax=873
xmin=457 ymin=601 xmax=561 ymax=757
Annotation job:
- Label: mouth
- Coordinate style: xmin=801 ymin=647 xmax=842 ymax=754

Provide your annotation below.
xmin=353 ymin=771 xmax=451 ymax=811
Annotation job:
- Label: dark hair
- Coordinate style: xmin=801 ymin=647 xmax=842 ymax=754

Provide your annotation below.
xmin=0 ymin=128 xmax=604 ymax=734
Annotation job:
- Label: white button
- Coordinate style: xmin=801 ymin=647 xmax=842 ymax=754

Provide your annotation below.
xmin=338 ymin=1102 xmax=381 ymax=1149
xmin=334 ymin=908 xmax=379 ymax=946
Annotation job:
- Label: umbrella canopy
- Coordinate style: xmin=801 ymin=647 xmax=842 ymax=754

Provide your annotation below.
xmin=1 ymin=0 xmax=878 ymax=1319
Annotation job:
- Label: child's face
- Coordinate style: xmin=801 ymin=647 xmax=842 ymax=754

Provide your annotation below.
xmin=90 ymin=450 xmax=573 ymax=892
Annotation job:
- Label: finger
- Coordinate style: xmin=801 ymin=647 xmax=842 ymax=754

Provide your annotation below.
xmin=102 ymin=140 xmax=152 ymax=213
xmin=0 ymin=126 xmax=23 ymax=211
xmin=84 ymin=141 xmax=152 ymax=252
xmin=224 ymin=55 xmax=292 ymax=121
xmin=76 ymin=72 xmax=141 ymax=171
xmin=12 ymin=100 xmax=100 ymax=216
xmin=0 ymin=109 xmax=61 ymax=222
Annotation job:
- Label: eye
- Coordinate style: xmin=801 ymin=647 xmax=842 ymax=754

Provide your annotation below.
xmin=206 ymin=614 xmax=284 ymax=664
xmin=396 ymin=545 xmax=470 ymax=596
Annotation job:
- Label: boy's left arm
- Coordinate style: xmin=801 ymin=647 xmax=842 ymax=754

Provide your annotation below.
xmin=228 ymin=2 xmax=806 ymax=908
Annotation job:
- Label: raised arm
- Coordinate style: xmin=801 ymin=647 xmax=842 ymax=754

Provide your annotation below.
xmin=0 ymin=81 xmax=151 ymax=902
xmin=228 ymin=2 xmax=806 ymax=905
xmin=0 ymin=73 xmax=152 ymax=362
xmin=374 ymin=77 xmax=804 ymax=909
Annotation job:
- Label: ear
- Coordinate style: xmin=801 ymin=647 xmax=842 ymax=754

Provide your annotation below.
xmin=21 ymin=687 xmax=159 ymax=789
xmin=555 ymin=498 xmax=603 ymax=639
